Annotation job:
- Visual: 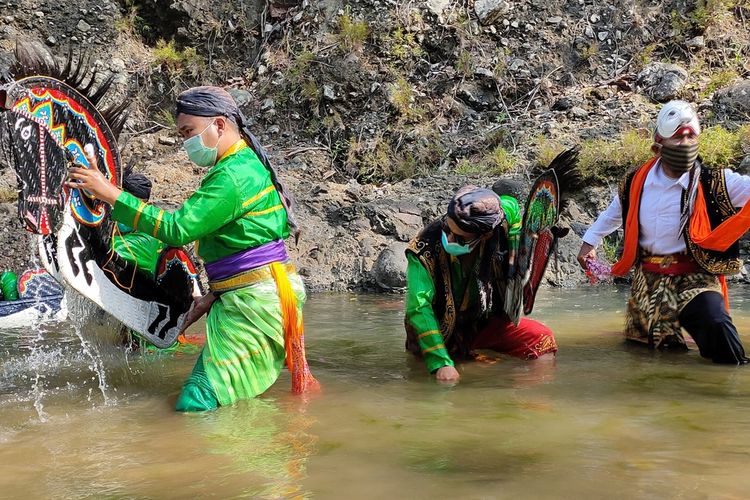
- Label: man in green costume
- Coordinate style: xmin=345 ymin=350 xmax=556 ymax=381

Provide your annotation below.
xmin=405 ymin=185 xmax=557 ymax=382
xmin=67 ymin=86 xmax=318 ymax=411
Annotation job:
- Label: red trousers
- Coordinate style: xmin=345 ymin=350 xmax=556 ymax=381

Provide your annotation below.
xmin=471 ymin=316 xmax=557 ymax=360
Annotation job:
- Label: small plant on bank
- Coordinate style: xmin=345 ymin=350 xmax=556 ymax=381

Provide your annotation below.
xmin=699 ymin=125 xmax=744 ymax=167
xmin=337 ymin=10 xmax=369 ymax=53
xmin=577 ymin=43 xmax=599 ymax=64
xmin=700 ymin=69 xmax=738 ymax=98
xmin=388 ymin=76 xmax=424 ymax=121
xmin=155 ymin=108 xmax=177 ymax=128
xmin=578 ymin=129 xmax=653 ymax=181
xmin=153 ymin=39 xmax=205 ymax=77
xmin=483 ymin=146 xmax=516 ymax=175
xmin=455 ymin=50 xmax=475 ymax=78
xmin=386 ymin=28 xmax=424 ymax=62
xmin=534 ymin=135 xmax=567 ymax=167
xmin=454 ymin=158 xmax=480 ymax=175
xmin=115 ymin=5 xmax=142 ymax=36
xmin=0 ymin=186 xmax=18 ymax=203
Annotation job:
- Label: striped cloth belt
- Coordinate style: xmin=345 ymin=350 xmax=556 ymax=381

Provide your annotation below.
xmin=209 ymin=261 xmax=296 ymax=293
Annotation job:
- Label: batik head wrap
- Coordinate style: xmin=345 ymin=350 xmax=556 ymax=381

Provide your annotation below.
xmin=447 ymin=185 xmax=505 ymax=234
xmin=445 ymin=186 xmax=508 ymax=317
xmin=175 ymin=86 xmax=300 ymax=239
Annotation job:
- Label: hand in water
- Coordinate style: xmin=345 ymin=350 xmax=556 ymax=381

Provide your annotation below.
xmin=435 ymin=365 xmax=460 ymax=383
xmin=181 ymin=292 xmax=217 ymax=333
xmin=65 ymin=143 xmax=122 ymax=205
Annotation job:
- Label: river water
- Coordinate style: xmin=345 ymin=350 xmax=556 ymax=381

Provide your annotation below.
xmin=2 ymin=286 xmax=750 ymax=499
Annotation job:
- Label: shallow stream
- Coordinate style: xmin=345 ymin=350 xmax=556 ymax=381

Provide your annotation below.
xmin=2 ymin=286 xmax=750 ymax=498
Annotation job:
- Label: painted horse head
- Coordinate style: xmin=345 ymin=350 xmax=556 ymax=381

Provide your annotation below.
xmin=0 ymin=41 xmax=127 ymax=235
xmin=0 ymin=42 xmax=199 ymax=347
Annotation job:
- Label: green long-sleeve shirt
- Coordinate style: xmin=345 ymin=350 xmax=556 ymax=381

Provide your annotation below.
xmin=112 ymin=141 xmax=289 ymax=264
xmin=405 ymin=194 xmax=521 ymax=373
xmin=405 ymin=253 xmax=483 ymax=373
xmin=111 ymin=231 xmax=165 ymax=278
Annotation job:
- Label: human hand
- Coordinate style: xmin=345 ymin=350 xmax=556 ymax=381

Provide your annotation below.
xmin=65 ymin=143 xmax=122 ymax=205
xmin=435 ymin=365 xmax=460 ymax=383
xmin=180 ymin=292 xmax=217 ymax=333
xmin=576 ymin=242 xmax=596 ymax=270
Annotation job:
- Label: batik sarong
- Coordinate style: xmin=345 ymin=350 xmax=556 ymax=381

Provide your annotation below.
xmin=625 ymin=265 xmax=721 ymax=348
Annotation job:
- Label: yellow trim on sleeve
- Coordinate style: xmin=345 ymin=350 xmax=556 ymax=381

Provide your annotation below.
xmin=132 ymin=200 xmax=146 ymax=230
xmin=151 ymin=209 xmax=164 ymax=237
xmin=422 ymin=344 xmax=446 ymax=354
xmin=417 ymin=330 xmax=442 ymax=340
xmin=243 ymin=204 xmax=283 ymax=217
xmin=241 ymin=185 xmax=276 ymax=208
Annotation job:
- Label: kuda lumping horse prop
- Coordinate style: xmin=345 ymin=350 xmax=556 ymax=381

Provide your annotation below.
xmin=0 ymin=43 xmax=198 ymax=347
xmin=504 ymin=147 xmax=578 ymax=325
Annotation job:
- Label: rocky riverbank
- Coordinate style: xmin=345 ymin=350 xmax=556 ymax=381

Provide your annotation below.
xmin=0 ymin=0 xmax=749 ymax=291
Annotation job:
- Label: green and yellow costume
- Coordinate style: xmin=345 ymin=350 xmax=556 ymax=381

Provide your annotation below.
xmin=112 ymin=141 xmax=306 ymax=411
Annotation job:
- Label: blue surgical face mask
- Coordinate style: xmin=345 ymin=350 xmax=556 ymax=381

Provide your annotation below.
xmin=182 ymin=120 xmax=218 ymax=167
xmin=441 ymin=230 xmax=476 ymax=256
xmin=117 ymin=222 xmax=134 ymax=234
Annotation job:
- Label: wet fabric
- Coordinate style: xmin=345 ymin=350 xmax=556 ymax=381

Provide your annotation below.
xmin=191 ymin=270 xmax=306 ymax=409
xmin=447 ymin=186 xmax=504 ymax=234
xmin=175 ymin=350 xmax=219 ymax=412
xmin=471 ymin=316 xmax=557 ymax=359
xmin=678 ymin=291 xmax=749 ymax=364
xmin=625 ymin=265 xmax=721 ymax=349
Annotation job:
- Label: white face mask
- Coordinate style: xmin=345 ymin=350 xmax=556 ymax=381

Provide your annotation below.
xmin=182 ymin=120 xmax=218 ymax=166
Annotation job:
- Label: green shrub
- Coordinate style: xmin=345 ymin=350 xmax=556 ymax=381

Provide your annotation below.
xmin=0 ymin=186 xmax=18 ymax=203
xmin=534 ymin=135 xmax=567 ymax=167
xmin=337 ymin=10 xmax=369 ymax=52
xmin=454 ymin=158 xmax=481 ymax=175
xmin=578 ymin=129 xmax=653 ymax=181
xmin=699 ymin=125 xmax=743 ymax=167
xmin=483 ymin=146 xmax=516 ymax=174
xmin=387 ymin=28 xmax=424 ymax=61
xmin=153 ymin=39 xmax=205 ymax=76
xmin=700 ymin=69 xmax=738 ymax=98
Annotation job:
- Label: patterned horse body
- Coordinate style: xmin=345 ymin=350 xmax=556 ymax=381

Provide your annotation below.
xmin=0 ymin=43 xmax=198 ymax=347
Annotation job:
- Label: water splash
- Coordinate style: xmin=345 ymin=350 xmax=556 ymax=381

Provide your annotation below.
xmin=65 ymin=292 xmax=115 ymax=406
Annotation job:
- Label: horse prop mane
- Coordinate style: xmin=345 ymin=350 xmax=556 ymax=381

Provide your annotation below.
xmin=0 ymin=42 xmax=198 ymax=348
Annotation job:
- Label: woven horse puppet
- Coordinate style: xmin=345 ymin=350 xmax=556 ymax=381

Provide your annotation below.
xmin=0 ymin=42 xmax=198 ymax=347
xmin=503 ymin=147 xmax=579 ymax=325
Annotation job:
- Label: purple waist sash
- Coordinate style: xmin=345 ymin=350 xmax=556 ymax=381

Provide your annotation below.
xmin=205 ymin=240 xmax=289 ymax=281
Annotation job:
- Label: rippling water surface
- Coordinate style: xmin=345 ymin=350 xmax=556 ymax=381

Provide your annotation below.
xmin=2 ymin=285 xmax=750 ymax=498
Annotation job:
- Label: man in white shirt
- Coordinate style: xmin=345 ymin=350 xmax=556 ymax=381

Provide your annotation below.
xmin=577 ymin=100 xmax=750 ymax=364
